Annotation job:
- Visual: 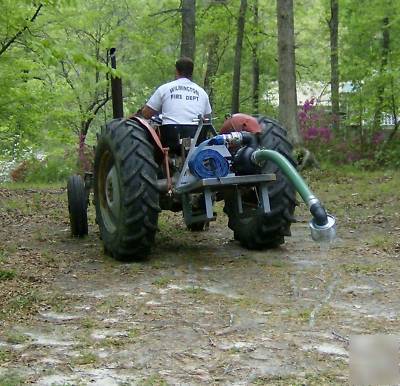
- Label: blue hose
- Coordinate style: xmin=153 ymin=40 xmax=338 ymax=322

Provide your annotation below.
xmin=189 ymin=148 xmax=229 ymax=179
xmin=207 ymin=135 xmax=225 ymax=145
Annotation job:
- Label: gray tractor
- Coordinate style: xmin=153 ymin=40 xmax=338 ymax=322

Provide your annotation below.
xmin=67 ymin=49 xmax=336 ymax=261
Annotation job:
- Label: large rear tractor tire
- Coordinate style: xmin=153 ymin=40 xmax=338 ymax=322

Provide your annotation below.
xmin=224 ymin=117 xmax=297 ymax=249
xmin=94 ymin=119 xmax=160 ymax=261
xmin=67 ymin=175 xmax=88 ymax=237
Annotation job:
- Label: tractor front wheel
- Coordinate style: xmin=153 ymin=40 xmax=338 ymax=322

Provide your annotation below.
xmin=67 ymin=175 xmax=88 ymax=237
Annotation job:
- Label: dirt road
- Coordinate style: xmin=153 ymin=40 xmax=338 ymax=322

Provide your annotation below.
xmin=0 ymin=169 xmax=399 ymax=385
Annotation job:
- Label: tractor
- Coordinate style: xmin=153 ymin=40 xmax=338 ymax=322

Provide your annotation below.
xmin=67 ymin=49 xmax=336 ymax=261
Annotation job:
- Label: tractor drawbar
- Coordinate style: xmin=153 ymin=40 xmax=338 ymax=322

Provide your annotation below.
xmin=251 ymin=149 xmax=336 ymax=243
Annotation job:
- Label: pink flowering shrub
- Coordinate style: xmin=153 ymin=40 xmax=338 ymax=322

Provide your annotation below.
xmin=298 ymin=98 xmax=333 ymax=143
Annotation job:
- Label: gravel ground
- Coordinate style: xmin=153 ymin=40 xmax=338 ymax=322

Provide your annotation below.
xmin=0 ymin=169 xmax=399 ymax=385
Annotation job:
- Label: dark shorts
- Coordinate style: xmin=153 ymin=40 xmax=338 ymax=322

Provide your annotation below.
xmin=159 ymin=124 xmax=210 ymax=152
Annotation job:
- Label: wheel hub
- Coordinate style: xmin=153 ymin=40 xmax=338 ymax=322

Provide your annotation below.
xmin=98 ymin=156 xmax=121 ymax=234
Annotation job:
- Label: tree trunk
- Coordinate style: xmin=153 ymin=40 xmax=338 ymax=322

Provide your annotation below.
xmin=387 ymin=77 xmax=399 ymax=142
xmin=372 ymin=16 xmax=390 ymax=132
xmin=231 ymin=0 xmax=248 ymax=114
xmin=276 ymin=0 xmax=302 ymax=145
xmin=204 ymin=34 xmax=219 ymax=107
xmin=180 ymin=0 xmax=196 ymax=60
xmin=329 ymin=0 xmax=340 ymax=131
xmin=252 ymin=0 xmax=260 ymax=115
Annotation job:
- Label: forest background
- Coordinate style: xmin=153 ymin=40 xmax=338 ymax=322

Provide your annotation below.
xmin=1 ymin=0 xmax=399 ymax=183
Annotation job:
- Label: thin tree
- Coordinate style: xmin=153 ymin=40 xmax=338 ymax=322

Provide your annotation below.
xmin=204 ymin=35 xmax=220 ymax=106
xmin=276 ymin=0 xmax=302 ymax=145
xmin=180 ymin=0 xmax=196 ymax=60
xmin=329 ymin=0 xmax=340 ymax=131
xmin=372 ymin=16 xmax=390 ymax=132
xmin=231 ymin=0 xmax=248 ymax=114
xmin=252 ymin=0 xmax=260 ymax=115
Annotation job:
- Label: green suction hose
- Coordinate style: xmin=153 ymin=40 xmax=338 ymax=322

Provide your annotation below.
xmin=251 ymin=149 xmax=316 ymax=206
xmin=251 ymin=148 xmax=336 ymax=242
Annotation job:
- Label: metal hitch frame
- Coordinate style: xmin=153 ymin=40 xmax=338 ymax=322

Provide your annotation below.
xmin=180 ymin=174 xmax=275 ymax=226
xmin=173 ymin=118 xmax=276 ymax=227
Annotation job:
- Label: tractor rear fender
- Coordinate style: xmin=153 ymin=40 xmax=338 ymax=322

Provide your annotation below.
xmin=128 ymin=116 xmax=165 ymax=164
xmin=220 ymin=113 xmax=261 ymax=134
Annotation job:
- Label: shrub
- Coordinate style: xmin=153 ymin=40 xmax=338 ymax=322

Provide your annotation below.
xmin=298 ymin=98 xmax=400 ymax=168
xmin=299 ymin=98 xmax=333 ymax=144
xmin=11 ymin=151 xmax=77 ymax=183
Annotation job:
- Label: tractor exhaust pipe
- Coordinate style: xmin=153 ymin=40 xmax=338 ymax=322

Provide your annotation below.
xmin=110 ymin=48 xmax=124 ymax=119
xmin=251 ymin=149 xmax=336 ymax=243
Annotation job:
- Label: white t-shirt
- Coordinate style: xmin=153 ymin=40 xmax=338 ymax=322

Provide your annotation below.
xmin=146 ymin=77 xmax=212 ymax=125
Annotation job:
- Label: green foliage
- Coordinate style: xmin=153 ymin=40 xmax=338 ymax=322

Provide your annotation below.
xmin=0 ymin=371 xmax=24 ymax=386
xmin=11 ymin=151 xmax=77 ymax=183
xmin=374 ymin=139 xmax=400 ymax=168
xmin=0 ymin=0 xmax=399 ymax=179
xmin=0 ymin=269 xmax=16 ymax=281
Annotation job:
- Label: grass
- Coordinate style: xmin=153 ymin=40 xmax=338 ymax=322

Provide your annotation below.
xmin=0 ymin=372 xmax=25 ymax=386
xmin=81 ymin=317 xmax=97 ymax=329
xmin=0 ymin=250 xmax=6 ymax=263
xmin=252 ymin=372 xmax=343 ymax=385
xmin=32 ymin=192 xmax=42 ymax=210
xmin=40 ymin=291 xmax=70 ymax=312
xmin=40 ymin=248 xmax=57 ymax=264
xmin=0 ymin=181 xmax=64 ymax=190
xmin=5 ymin=291 xmax=40 ymax=314
xmin=304 ymin=168 xmax=400 ymax=219
xmin=4 ymin=331 xmax=28 ymax=345
xmin=270 ymin=259 xmax=287 ymax=268
xmin=33 ymin=229 xmax=48 ymax=242
xmin=368 ymin=234 xmax=398 ymax=251
xmin=150 ymin=259 xmax=170 ymax=269
xmin=0 ymin=269 xmax=16 ymax=281
xmin=297 ymin=309 xmax=312 ymax=322
xmin=152 ymin=276 xmax=172 ymax=288
xmin=0 ymin=349 xmax=14 ymax=364
xmin=71 ymin=351 xmax=98 ymax=366
xmin=1 ymin=199 xmax=32 ymax=215
xmin=184 ymin=286 xmax=207 ymax=295
xmin=127 ymin=328 xmax=140 ymax=340
xmin=139 ymin=375 xmax=168 ymax=386
xmin=130 ymin=263 xmax=145 ymax=274
xmin=341 ymin=263 xmax=388 ymax=275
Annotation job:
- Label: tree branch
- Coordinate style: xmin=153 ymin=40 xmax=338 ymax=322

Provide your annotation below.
xmin=0 ymin=4 xmax=43 ymax=57
xmin=60 ymin=60 xmax=84 ymax=117
xmin=149 ymin=8 xmax=181 ymax=17
xmin=82 ymin=96 xmax=112 ymax=135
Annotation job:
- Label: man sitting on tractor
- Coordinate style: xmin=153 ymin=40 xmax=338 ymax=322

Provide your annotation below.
xmin=141 ymin=57 xmax=212 ymax=151
xmin=142 ymin=57 xmax=212 ymax=124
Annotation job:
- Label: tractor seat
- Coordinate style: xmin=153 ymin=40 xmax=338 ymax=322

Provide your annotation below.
xmin=159 ymin=124 xmax=209 ymax=154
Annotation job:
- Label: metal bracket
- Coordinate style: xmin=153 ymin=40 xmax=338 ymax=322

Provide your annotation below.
xmin=235 ymin=186 xmax=243 ymax=214
xmin=259 ymin=182 xmax=270 ymax=213
xmin=181 ymin=191 xmax=215 ymax=226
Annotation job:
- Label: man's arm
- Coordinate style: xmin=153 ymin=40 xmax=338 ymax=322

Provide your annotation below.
xmin=141 ymin=86 xmax=162 ymax=119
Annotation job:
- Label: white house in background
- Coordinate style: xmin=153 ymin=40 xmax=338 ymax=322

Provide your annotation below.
xmin=340 ymin=81 xmax=399 ymax=129
xmin=266 ymin=81 xmax=335 ymax=107
xmin=381 ymin=113 xmax=399 ymax=128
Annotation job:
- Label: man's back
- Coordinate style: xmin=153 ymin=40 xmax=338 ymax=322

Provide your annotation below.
xmin=146 ymin=77 xmax=211 ymax=125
